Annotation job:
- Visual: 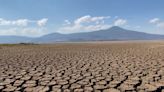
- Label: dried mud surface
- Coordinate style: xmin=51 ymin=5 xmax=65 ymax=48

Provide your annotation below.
xmin=0 ymin=42 xmax=164 ymax=92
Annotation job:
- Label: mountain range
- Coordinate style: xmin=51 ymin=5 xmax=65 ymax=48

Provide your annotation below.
xmin=0 ymin=26 xmax=164 ymax=43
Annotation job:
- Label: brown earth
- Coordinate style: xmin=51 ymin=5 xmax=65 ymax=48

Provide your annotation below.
xmin=0 ymin=41 xmax=164 ymax=92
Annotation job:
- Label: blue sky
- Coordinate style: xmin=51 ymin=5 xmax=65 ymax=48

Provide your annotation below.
xmin=0 ymin=0 xmax=164 ymax=37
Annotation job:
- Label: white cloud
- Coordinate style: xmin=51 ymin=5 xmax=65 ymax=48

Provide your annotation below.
xmin=57 ymin=15 xmax=111 ymax=34
xmin=74 ymin=15 xmax=110 ymax=25
xmin=114 ymin=19 xmax=127 ymax=26
xmin=149 ymin=18 xmax=160 ymax=24
xmin=0 ymin=18 xmax=29 ymax=26
xmin=85 ymin=24 xmax=111 ymax=31
xmin=0 ymin=27 xmax=46 ymax=37
xmin=149 ymin=18 xmax=164 ymax=28
xmin=74 ymin=15 xmax=91 ymax=24
xmin=37 ymin=18 xmax=48 ymax=27
xmin=0 ymin=18 xmax=11 ymax=25
xmin=0 ymin=18 xmax=48 ymax=27
xmin=12 ymin=19 xmax=29 ymax=26
xmin=0 ymin=18 xmax=48 ymax=37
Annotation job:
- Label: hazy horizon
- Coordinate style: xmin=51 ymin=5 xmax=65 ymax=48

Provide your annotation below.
xmin=0 ymin=26 xmax=163 ymax=38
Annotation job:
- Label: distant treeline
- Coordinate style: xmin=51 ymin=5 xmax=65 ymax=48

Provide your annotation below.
xmin=18 ymin=43 xmax=37 ymax=45
xmin=0 ymin=43 xmax=38 ymax=46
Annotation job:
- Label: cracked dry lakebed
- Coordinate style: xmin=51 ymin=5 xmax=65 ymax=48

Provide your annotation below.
xmin=0 ymin=41 xmax=164 ymax=92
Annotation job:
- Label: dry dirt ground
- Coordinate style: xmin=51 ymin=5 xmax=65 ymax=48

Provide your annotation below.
xmin=0 ymin=41 xmax=164 ymax=92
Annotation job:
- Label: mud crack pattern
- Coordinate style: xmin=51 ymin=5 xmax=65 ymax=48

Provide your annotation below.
xmin=0 ymin=42 xmax=164 ymax=92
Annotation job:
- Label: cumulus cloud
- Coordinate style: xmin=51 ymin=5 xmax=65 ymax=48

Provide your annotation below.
xmin=0 ymin=18 xmax=48 ymax=27
xmin=149 ymin=18 xmax=164 ymax=28
xmin=74 ymin=15 xmax=110 ymax=25
xmin=12 ymin=19 xmax=29 ymax=26
xmin=0 ymin=18 xmax=29 ymax=26
xmin=149 ymin=18 xmax=160 ymax=24
xmin=0 ymin=18 xmax=11 ymax=25
xmin=57 ymin=15 xmax=111 ymax=34
xmin=0 ymin=18 xmax=48 ymax=36
xmin=37 ymin=18 xmax=48 ymax=27
xmin=84 ymin=24 xmax=111 ymax=31
xmin=114 ymin=19 xmax=127 ymax=26
xmin=0 ymin=27 xmax=46 ymax=37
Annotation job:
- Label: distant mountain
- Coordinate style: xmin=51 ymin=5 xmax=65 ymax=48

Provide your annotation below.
xmin=32 ymin=33 xmax=66 ymax=43
xmin=31 ymin=26 xmax=164 ymax=43
xmin=0 ymin=26 xmax=164 ymax=43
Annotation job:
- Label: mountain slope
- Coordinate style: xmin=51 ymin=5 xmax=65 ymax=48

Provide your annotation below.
xmin=31 ymin=26 xmax=164 ymax=43
xmin=0 ymin=26 xmax=164 ymax=43
xmin=32 ymin=33 xmax=66 ymax=43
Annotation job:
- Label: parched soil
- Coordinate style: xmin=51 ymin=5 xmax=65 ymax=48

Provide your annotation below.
xmin=0 ymin=42 xmax=164 ymax=92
